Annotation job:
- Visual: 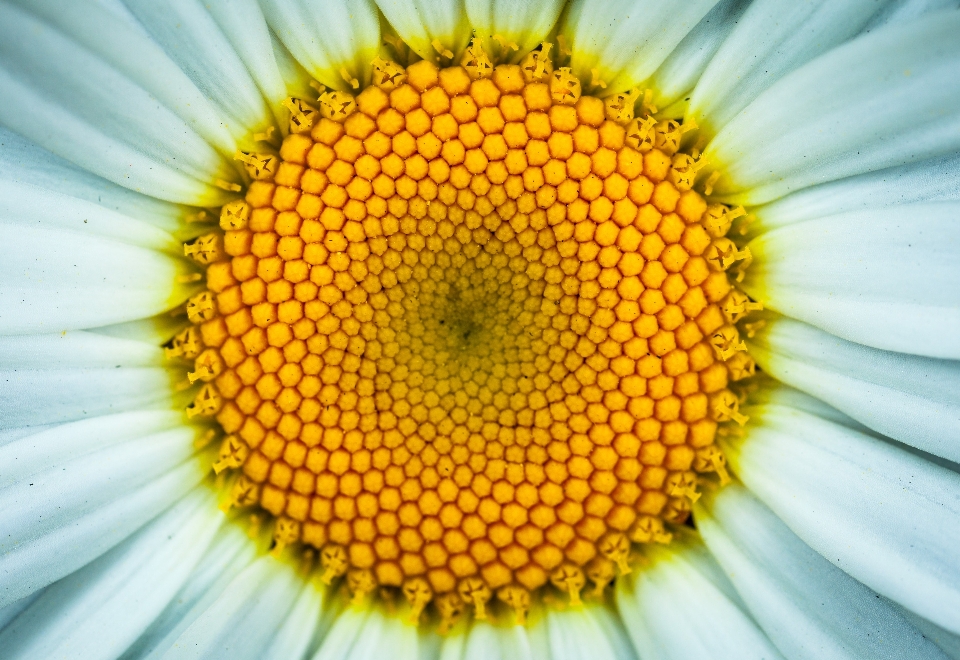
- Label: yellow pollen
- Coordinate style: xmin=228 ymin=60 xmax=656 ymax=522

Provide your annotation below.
xmin=175 ymin=50 xmax=760 ymax=626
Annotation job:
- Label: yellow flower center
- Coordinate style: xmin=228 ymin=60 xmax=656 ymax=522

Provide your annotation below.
xmin=173 ymin=47 xmax=758 ymax=628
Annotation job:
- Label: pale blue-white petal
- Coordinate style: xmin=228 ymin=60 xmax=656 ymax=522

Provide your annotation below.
xmin=0 ymin=489 xmax=219 ymax=660
xmin=697 ymin=484 xmax=950 ymax=660
xmin=125 ymin=526 xmax=258 ymax=659
xmin=267 ymin=30 xmax=316 ymax=101
xmin=464 ymin=0 xmax=565 ymax=58
xmin=120 ymin=0 xmax=275 ymax=141
xmin=0 ymin=366 xmax=175 ymax=429
xmin=310 ymin=608 xmax=420 ymax=660
xmin=749 ymin=152 xmax=960 ymax=235
xmin=750 ymin=384 xmax=873 ymax=435
xmin=688 ymin=0 xmax=895 ymax=135
xmin=899 ymin=607 xmax=960 ymax=660
xmin=560 ymin=0 xmax=721 ymax=93
xmin=743 ymin=202 xmax=960 ymax=358
xmin=0 ymin=426 xmax=55 ymax=450
xmin=7 ymin=0 xmax=238 ymax=158
xmin=204 ymin=0 xmax=288 ymax=122
xmin=377 ymin=0 xmax=472 ymax=63
xmin=862 ymin=0 xmax=960 ymax=32
xmin=0 ymin=179 xmax=176 ymax=251
xmin=261 ymin=582 xmax=325 ymax=660
xmin=0 ymin=332 xmax=163 ymax=369
xmin=648 ymin=0 xmax=752 ymax=112
xmin=0 ymin=410 xmax=181 ymax=489
xmin=0 ymin=4 xmax=235 ymax=205
xmin=726 ymin=403 xmax=960 ymax=635
xmin=0 ymin=224 xmax=193 ymax=336
xmin=159 ymin=557 xmax=306 ymax=659
xmin=589 ymin=606 xmax=641 ymax=660
xmin=747 ymin=317 xmax=960 ymax=461
xmin=0 ymin=128 xmax=186 ymax=232
xmin=707 ymin=11 xmax=960 ymax=204
xmin=0 ymin=591 xmax=43 ymax=635
xmin=262 ymin=0 xmax=382 ymax=90
xmin=528 ymin=606 xmax=636 ymax=660
xmin=440 ymin=623 xmax=534 ymax=660
xmin=0 ymin=427 xmax=203 ymax=608
xmin=617 ymin=540 xmax=786 ymax=660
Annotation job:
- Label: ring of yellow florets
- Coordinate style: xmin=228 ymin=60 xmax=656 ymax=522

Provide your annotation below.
xmin=171 ymin=43 xmax=759 ymax=630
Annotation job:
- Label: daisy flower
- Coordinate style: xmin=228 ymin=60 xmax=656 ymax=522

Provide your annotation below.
xmin=1 ymin=0 xmax=959 ymax=658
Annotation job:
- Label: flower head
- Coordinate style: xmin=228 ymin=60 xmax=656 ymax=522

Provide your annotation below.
xmin=1 ymin=0 xmax=959 ymax=658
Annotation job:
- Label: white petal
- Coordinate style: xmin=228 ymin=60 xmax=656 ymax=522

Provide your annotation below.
xmin=0 ymin=410 xmax=181 ymax=489
xmin=530 ymin=606 xmax=635 ymax=660
xmin=748 ymin=317 xmax=960 ymax=461
xmin=124 ymin=526 xmax=258 ymax=659
xmin=0 ymin=4 xmax=235 ymax=206
xmin=440 ymin=622 xmax=534 ymax=660
xmin=0 ymin=127 xmax=186 ymax=232
xmin=647 ymin=0 xmax=752 ymax=111
xmin=309 ymin=609 xmax=368 ymax=660
xmin=743 ymin=202 xmax=960 ymax=358
xmin=0 ymin=427 xmax=203 ymax=608
xmin=750 ymin=152 xmax=960 ymax=235
xmin=262 ymin=0 xmax=382 ymax=90
xmin=119 ymin=0 xmax=275 ymax=141
xmin=160 ymin=557 xmax=306 ymax=659
xmin=0 ymin=364 xmax=175 ymax=429
xmin=0 ymin=331 xmax=163 ymax=369
xmin=8 ymin=0 xmax=238 ymax=157
xmin=261 ymin=582 xmax=325 ymax=660
xmin=310 ymin=608 xmax=420 ymax=660
xmin=90 ymin=315 xmax=187 ymax=346
xmin=727 ymin=403 xmax=960 ymax=635
xmin=560 ymin=0 xmax=721 ymax=93
xmin=0 ymin=591 xmax=43 ymax=635
xmin=688 ymin=0 xmax=893 ymax=135
xmin=588 ymin=607 xmax=641 ymax=660
xmin=203 ymin=0 xmax=288 ymax=118
xmin=706 ymin=11 xmax=960 ymax=204
xmin=697 ymin=484 xmax=950 ymax=660
xmin=899 ymin=607 xmax=960 ymax=660
xmin=464 ymin=0 xmax=565 ymax=58
xmin=0 ymin=489 xmax=220 ymax=660
xmin=616 ymin=540 xmax=786 ymax=660
xmin=0 ymin=179 xmax=177 ymax=251
xmin=377 ymin=0 xmax=473 ymax=62
xmin=267 ymin=29 xmax=317 ymax=101
xmin=750 ymin=384 xmax=873 ymax=435
xmin=0 ymin=224 xmax=193 ymax=336
xmin=863 ymin=0 xmax=960 ymax=32
xmin=0 ymin=426 xmax=55 ymax=450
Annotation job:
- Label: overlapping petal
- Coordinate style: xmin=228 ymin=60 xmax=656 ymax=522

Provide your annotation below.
xmin=747 ymin=317 xmax=960 ymax=460
xmin=687 ymin=0 xmax=896 ymax=135
xmin=742 ymin=202 xmax=960 ymax=358
xmin=0 ymin=3 xmax=236 ymax=205
xmin=560 ymin=0 xmax=720 ymax=92
xmin=0 ymin=489 xmax=219 ymax=660
xmin=647 ymin=0 xmax=751 ymax=112
xmin=617 ymin=540 xmax=786 ymax=660
xmin=697 ymin=485 xmax=950 ymax=660
xmin=0 ymin=421 xmax=203 ymax=608
xmin=376 ymin=0 xmax=473 ymax=62
xmin=726 ymin=402 xmax=960 ymax=634
xmin=465 ymin=0 xmax=566 ymax=58
xmin=260 ymin=0 xmax=382 ymax=90
xmin=706 ymin=10 xmax=960 ymax=204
